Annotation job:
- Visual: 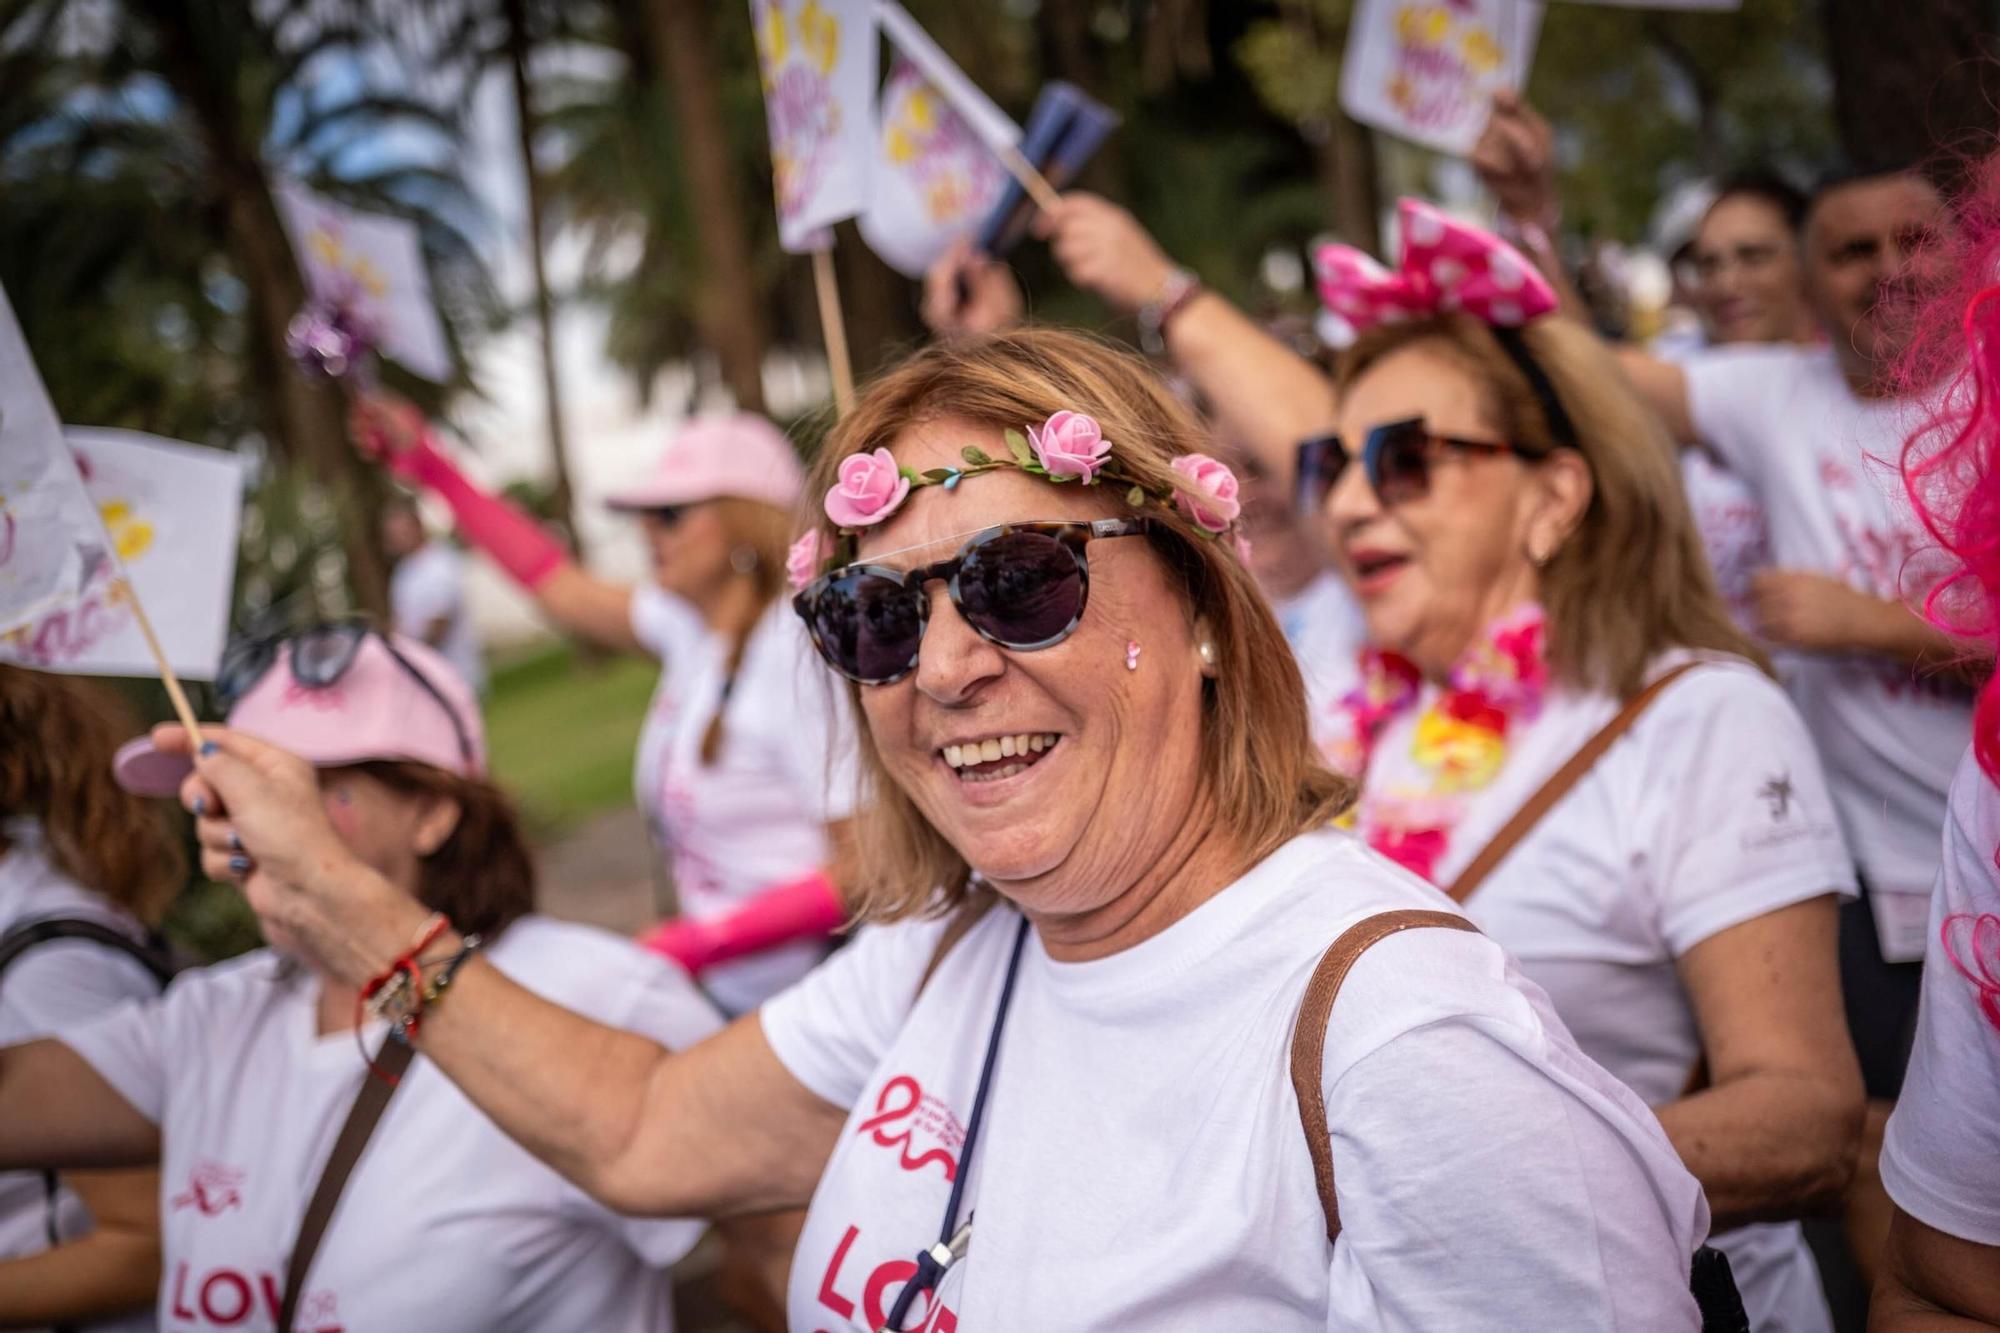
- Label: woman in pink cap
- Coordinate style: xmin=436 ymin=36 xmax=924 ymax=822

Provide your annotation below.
xmin=351 ymin=394 xmax=857 ymax=1017
xmin=0 ymin=627 xmax=723 ymax=1330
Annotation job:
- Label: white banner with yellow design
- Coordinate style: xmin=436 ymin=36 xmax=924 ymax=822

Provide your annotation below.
xmin=750 ymin=0 xmax=878 ymax=253
xmin=273 ymin=180 xmax=453 ymax=382
xmin=1339 ymin=0 xmax=1544 ymax=155
xmin=0 ymin=429 xmax=244 ymax=679
xmin=858 ymin=55 xmax=1019 ymax=277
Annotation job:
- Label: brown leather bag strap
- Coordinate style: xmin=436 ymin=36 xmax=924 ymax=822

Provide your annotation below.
xmin=1289 ymin=909 xmax=1480 ymax=1243
xmin=277 ymin=1037 xmax=415 ymax=1333
xmin=1445 ymin=662 xmax=1702 ymax=905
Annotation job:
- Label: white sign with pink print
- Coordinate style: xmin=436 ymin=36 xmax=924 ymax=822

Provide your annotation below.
xmin=1340 ymin=0 xmax=1545 ymax=156
xmin=0 ymin=429 xmax=243 ymax=680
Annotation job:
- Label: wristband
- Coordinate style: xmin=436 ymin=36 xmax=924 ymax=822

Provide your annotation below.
xmin=358 ymin=913 xmax=451 ymax=1080
xmin=389 ymin=432 xmax=568 ymax=591
xmin=1138 ymin=267 xmax=1203 ymax=357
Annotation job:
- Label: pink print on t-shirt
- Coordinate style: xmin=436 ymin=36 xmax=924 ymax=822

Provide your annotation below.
xmin=854 ymin=1074 xmax=967 ymax=1180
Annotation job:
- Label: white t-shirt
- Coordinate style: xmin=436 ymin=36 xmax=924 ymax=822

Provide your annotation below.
xmin=1357 ymin=654 xmax=1855 ymax=1333
xmin=761 ymin=829 xmax=1709 ymax=1331
xmin=58 ymin=916 xmax=722 ymax=1333
xmin=1680 ymin=449 xmax=1771 ymax=637
xmin=1881 ymin=747 xmax=2000 ymax=1245
xmin=1687 ymin=346 xmax=1972 ymax=950
xmin=1270 ymin=570 xmax=1368 ymax=755
xmin=390 ymin=542 xmax=485 ymax=695
xmin=630 ymin=587 xmax=858 ymax=1013
xmin=0 ymin=819 xmax=161 ymax=1333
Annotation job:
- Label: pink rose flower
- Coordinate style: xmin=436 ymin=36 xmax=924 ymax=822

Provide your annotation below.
xmin=824 ymin=448 xmax=911 ymax=528
xmin=1169 ymin=453 xmax=1242 ymax=533
xmin=1027 ymin=410 xmax=1112 ymax=481
xmin=786 ymin=530 xmax=825 ymax=592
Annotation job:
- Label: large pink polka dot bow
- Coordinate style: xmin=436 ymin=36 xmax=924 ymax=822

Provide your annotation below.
xmin=1314 ymin=198 xmax=1557 ymax=333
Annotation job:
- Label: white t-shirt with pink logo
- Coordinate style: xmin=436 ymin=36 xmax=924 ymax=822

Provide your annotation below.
xmin=1680 ymin=449 xmax=1771 ymax=636
xmin=629 ymin=588 xmax=859 ymax=1013
xmin=761 ymin=828 xmax=1710 ymax=1331
xmin=56 ymin=916 xmax=722 ymax=1333
xmin=1687 ymin=345 xmax=1974 ymax=955
xmin=1357 ymin=654 xmax=1855 ymax=1333
xmin=1881 ymin=747 xmax=2000 ymax=1245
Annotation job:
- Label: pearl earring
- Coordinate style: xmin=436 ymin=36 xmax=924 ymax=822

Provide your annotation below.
xmin=1197 ymin=640 xmax=1217 ymax=668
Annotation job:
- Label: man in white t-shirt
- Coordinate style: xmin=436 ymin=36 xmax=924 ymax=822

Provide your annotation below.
xmin=385 ymin=498 xmax=485 ymax=696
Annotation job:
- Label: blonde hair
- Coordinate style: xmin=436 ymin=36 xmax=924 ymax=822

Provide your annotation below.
xmin=1333 ymin=314 xmax=1765 ymax=696
xmin=800 ymin=328 xmax=1353 ymax=922
xmin=700 ymin=496 xmax=797 ymax=764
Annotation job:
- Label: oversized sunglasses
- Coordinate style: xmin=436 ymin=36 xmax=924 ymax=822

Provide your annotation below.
xmin=792 ymin=519 xmax=1156 ymax=685
xmin=1295 ymin=416 xmax=1544 ymax=514
xmin=216 ymin=620 xmax=476 ymax=765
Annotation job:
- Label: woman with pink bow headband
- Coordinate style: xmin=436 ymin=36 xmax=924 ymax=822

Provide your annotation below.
xmin=1308 ymin=199 xmax=1862 ymax=1333
xmin=146 ymin=329 xmax=1713 ymax=1329
xmin=347 ymin=393 xmax=858 ymax=1021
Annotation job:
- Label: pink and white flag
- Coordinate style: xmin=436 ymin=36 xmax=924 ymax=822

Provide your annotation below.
xmin=1339 ymin=0 xmax=1544 ymax=156
xmin=0 ymin=429 xmax=243 ymax=680
xmin=750 ymin=0 xmax=878 ymax=253
xmin=273 ymin=179 xmax=453 ymax=382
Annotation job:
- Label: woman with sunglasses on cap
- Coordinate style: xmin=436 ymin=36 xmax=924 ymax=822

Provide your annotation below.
xmin=1305 ymin=202 xmax=1863 ymax=1333
xmin=0 ymin=669 xmax=176 ymax=1332
xmin=0 ymin=630 xmax=723 ymax=1330
xmin=348 ymin=396 xmax=855 ymax=1016
xmin=163 ymin=329 xmax=1711 ymax=1329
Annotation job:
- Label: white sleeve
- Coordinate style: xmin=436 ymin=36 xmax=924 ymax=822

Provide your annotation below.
xmin=50 ymin=986 xmax=174 ymax=1126
xmin=759 ymin=916 xmax=954 ymax=1110
xmin=628 ymin=583 xmax=707 ymax=663
xmin=2 ymin=939 xmax=161 ymax=1041
xmin=1880 ymin=753 xmax=2000 ymax=1245
xmin=1682 ymin=346 xmax=1795 ymax=484
xmin=1637 ymin=666 xmax=1859 ymax=956
xmin=1321 ymin=927 xmax=1705 ymax=1331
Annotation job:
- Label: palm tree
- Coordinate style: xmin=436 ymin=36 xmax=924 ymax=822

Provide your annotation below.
xmin=0 ymin=0 xmax=493 ymax=616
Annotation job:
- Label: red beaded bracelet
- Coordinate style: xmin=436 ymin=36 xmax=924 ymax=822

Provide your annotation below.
xmin=356 ymin=913 xmax=451 ymax=1081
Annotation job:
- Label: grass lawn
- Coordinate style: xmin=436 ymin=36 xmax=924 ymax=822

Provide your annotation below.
xmin=483 ymin=640 xmax=657 ymax=839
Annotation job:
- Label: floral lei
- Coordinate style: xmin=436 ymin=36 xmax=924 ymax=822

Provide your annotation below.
xmin=1331 ymin=604 xmax=1549 ymax=884
xmin=786 ymin=409 xmax=1249 ymax=590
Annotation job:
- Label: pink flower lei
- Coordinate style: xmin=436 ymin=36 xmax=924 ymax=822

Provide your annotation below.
xmin=790 ymin=409 xmax=1249 ymax=591
xmin=1329 ymin=604 xmax=1549 ymax=883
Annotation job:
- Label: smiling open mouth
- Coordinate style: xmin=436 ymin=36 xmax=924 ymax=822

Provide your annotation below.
xmin=941 ymin=733 xmax=1062 ymax=784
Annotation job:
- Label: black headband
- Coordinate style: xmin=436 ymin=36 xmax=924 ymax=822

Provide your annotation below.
xmin=1490 ymin=325 xmax=1580 ymax=452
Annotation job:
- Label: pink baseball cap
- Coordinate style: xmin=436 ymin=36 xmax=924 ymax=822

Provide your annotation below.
xmin=113 ymin=631 xmax=486 ymax=798
xmin=603 ymin=413 xmax=803 ymax=512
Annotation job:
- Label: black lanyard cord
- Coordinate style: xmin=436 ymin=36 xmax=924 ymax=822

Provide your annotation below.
xmin=880 ymin=915 xmax=1031 ymax=1332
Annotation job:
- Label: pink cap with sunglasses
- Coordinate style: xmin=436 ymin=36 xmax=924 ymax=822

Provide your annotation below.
xmin=603 ymin=414 xmax=803 ymax=512
xmin=112 ymin=633 xmax=486 ymax=798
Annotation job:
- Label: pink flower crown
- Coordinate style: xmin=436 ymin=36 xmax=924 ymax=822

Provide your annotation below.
xmin=788 ymin=409 xmax=1249 ymax=590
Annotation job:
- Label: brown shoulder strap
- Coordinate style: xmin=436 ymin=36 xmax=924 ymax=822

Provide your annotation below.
xmin=277 ymin=1037 xmax=415 ymax=1333
xmin=1444 ymin=662 xmax=1702 ymax=904
xmin=1289 ymin=909 xmax=1479 ymax=1243
xmin=915 ymin=894 xmax=997 ymax=996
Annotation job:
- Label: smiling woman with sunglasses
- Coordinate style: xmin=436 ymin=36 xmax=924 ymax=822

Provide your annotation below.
xmin=1310 ymin=202 xmax=1864 ymax=1333
xmin=150 ymin=328 xmax=1716 ymax=1330
xmin=348 ymin=395 xmax=857 ymax=1019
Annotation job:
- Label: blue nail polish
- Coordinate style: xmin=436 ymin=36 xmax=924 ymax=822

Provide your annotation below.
xmin=192 ymin=797 xmax=206 ymax=817
xmin=199 ymin=741 xmax=219 ymax=757
xmin=228 ymin=855 xmax=251 ymax=875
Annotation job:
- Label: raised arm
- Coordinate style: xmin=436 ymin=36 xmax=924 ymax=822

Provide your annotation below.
xmin=351 ymin=394 xmax=644 ymax=653
xmin=1033 ymin=193 xmax=1337 ymax=486
xmin=1654 ymin=896 xmax=1864 ymax=1227
xmin=170 ymin=725 xmax=845 ymax=1218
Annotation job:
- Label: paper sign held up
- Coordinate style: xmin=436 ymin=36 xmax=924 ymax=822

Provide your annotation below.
xmin=751 ymin=0 xmax=878 ymax=253
xmin=858 ymin=57 xmax=1017 ymax=278
xmin=0 ymin=429 xmax=244 ymax=681
xmin=1340 ymin=0 xmax=1544 ymax=156
xmin=274 ymin=180 xmax=454 ymax=383
xmin=0 ymin=286 xmax=106 ymax=637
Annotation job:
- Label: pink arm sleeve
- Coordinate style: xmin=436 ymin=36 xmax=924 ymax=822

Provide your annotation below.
xmin=386 ymin=434 xmax=568 ymax=591
xmin=637 ymin=870 xmax=848 ymax=975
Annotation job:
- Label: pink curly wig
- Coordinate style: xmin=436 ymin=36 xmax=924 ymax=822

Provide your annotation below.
xmin=1895 ymin=155 xmax=2000 ymax=785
